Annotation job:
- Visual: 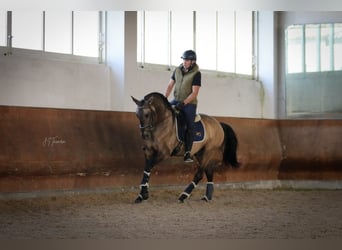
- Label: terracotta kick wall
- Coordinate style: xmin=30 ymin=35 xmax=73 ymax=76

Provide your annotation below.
xmin=0 ymin=106 xmax=341 ymax=192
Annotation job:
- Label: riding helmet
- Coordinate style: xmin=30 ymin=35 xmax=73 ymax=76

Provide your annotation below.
xmin=181 ymin=50 xmax=197 ymax=61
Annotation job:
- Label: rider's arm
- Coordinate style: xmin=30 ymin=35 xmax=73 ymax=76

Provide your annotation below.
xmin=183 ymin=85 xmax=200 ymax=105
xmin=165 ymin=79 xmax=175 ymax=99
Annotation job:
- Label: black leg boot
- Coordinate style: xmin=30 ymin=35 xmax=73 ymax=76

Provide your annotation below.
xmin=201 ymin=182 xmax=214 ymax=202
xmin=178 ymin=181 xmax=197 ymax=202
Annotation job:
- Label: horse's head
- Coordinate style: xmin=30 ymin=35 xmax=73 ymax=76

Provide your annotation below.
xmin=131 ymin=96 xmax=154 ymax=130
xmin=131 ymin=92 xmax=174 ymax=130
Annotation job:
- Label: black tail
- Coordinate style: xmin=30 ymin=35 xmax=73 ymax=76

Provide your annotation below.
xmin=220 ymin=122 xmax=240 ymax=168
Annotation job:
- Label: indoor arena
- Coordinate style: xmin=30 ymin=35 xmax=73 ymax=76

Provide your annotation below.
xmin=0 ymin=8 xmax=341 ymax=239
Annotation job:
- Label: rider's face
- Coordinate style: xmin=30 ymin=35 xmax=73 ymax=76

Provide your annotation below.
xmin=182 ymin=59 xmax=193 ymax=69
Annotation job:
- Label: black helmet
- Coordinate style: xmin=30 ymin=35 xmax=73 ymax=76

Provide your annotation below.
xmin=181 ymin=50 xmax=197 ymax=61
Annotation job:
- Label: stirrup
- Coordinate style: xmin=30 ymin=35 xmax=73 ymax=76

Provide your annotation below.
xmin=184 ymin=151 xmax=193 ymax=163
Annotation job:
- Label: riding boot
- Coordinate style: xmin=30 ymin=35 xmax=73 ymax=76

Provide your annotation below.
xmin=184 ymin=131 xmax=194 ymax=163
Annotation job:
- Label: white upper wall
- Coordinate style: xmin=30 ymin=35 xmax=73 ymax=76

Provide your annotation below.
xmin=0 ymin=51 xmax=111 ymax=110
xmin=0 ymin=11 xmax=278 ymax=118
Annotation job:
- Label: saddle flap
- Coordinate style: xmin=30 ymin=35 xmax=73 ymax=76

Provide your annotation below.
xmin=175 ymin=116 xmax=205 ymax=143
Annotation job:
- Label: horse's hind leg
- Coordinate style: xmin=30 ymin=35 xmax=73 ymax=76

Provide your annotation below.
xmin=178 ymin=167 xmax=204 ymax=202
xmin=201 ymin=167 xmax=214 ymax=202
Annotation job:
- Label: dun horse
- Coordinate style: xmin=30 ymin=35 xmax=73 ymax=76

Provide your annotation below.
xmin=131 ymin=92 xmax=239 ymax=203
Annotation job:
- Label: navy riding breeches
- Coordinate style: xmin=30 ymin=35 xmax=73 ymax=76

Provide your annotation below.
xmin=170 ymin=100 xmax=197 ymax=152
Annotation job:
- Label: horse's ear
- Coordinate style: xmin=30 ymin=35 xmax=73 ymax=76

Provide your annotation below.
xmin=147 ymin=96 xmax=154 ymax=105
xmin=131 ymin=96 xmax=144 ymax=106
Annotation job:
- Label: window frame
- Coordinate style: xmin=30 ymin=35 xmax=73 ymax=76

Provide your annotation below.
xmin=285 ymin=22 xmax=342 ymax=74
xmin=137 ymin=11 xmax=256 ymax=79
xmin=1 ymin=10 xmax=105 ymax=64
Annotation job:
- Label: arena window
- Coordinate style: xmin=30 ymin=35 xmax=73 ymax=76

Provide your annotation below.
xmin=137 ymin=11 xmax=255 ymax=78
xmin=286 ymin=23 xmax=342 ymax=74
xmin=1 ymin=11 xmax=104 ymax=63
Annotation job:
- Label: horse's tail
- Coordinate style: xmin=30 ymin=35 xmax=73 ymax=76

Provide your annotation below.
xmin=220 ymin=122 xmax=240 ymax=168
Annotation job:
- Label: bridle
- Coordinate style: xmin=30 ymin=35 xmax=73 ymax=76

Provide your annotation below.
xmin=139 ymin=123 xmax=153 ymax=130
xmin=137 ymin=106 xmax=154 ymax=131
xmin=136 ymin=104 xmax=173 ymax=134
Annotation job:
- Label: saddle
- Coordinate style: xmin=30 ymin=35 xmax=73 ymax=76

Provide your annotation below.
xmin=176 ymin=113 xmax=205 ymax=142
xmin=171 ymin=111 xmax=205 ymax=156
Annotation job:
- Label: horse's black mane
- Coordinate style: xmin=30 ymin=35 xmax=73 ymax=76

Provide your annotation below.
xmin=144 ymin=92 xmax=175 ymax=116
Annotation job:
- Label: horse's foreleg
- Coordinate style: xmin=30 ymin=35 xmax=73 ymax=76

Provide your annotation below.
xmin=178 ymin=167 xmax=204 ymax=202
xmin=201 ymin=167 xmax=214 ymax=202
xmin=135 ymin=158 xmax=154 ymax=203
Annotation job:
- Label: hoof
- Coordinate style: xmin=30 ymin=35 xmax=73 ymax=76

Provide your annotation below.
xmin=178 ymin=193 xmax=190 ymax=203
xmin=134 ymin=197 xmax=143 ymax=204
xmin=201 ymin=196 xmax=210 ymax=202
xmin=178 ymin=198 xmax=185 ymax=203
xmin=134 ymin=194 xmax=147 ymax=204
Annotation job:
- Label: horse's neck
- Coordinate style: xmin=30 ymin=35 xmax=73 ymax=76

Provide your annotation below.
xmin=152 ymin=113 xmax=178 ymax=145
xmin=155 ymin=112 xmax=175 ymax=135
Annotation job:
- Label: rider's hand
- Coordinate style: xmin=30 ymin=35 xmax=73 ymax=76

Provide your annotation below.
xmin=175 ymin=102 xmax=185 ymax=111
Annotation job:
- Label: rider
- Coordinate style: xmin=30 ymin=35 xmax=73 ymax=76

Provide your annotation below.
xmin=165 ymin=50 xmax=201 ymax=163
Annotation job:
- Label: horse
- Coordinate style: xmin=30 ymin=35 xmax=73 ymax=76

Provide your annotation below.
xmin=131 ymin=92 xmax=239 ymax=203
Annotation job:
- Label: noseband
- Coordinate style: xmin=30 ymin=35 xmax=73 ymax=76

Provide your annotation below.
xmin=139 ymin=123 xmax=153 ymax=129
